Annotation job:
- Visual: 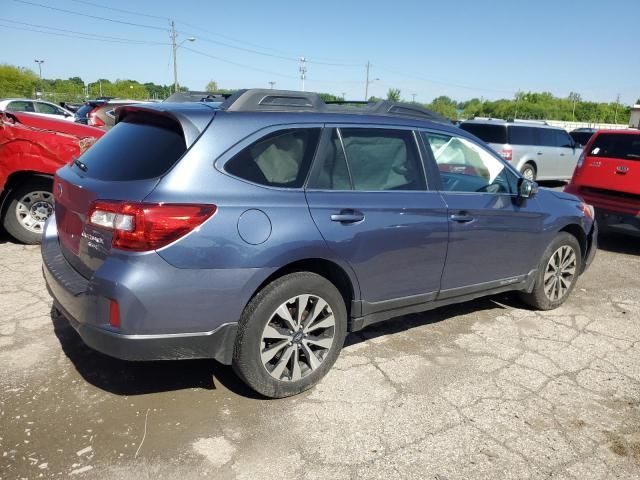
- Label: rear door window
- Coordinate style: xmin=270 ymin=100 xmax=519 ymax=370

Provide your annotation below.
xmin=7 ymin=100 xmax=35 ymax=113
xmin=73 ymin=114 xmax=187 ymax=181
xmin=588 ymin=134 xmax=640 ymax=161
xmin=508 ymin=126 xmax=535 ymax=145
xmin=459 ymin=123 xmax=507 ymax=144
xmin=225 ymin=128 xmax=321 ymax=188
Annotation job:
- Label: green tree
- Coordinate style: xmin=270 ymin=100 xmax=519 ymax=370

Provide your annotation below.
xmin=428 ymin=95 xmax=458 ymax=119
xmin=206 ymin=80 xmax=219 ymax=93
xmin=318 ymin=93 xmax=341 ymax=102
xmin=0 ymin=64 xmax=38 ymax=97
xmin=386 ymin=88 xmax=401 ymax=102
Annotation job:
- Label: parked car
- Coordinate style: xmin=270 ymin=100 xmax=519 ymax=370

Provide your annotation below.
xmin=0 ymin=98 xmax=75 ymax=122
xmin=81 ymin=99 xmax=147 ymax=129
xmin=0 ymin=111 xmax=104 ymax=243
xmin=460 ymin=119 xmax=582 ymax=181
xmin=565 ymin=129 xmax=640 ymax=234
xmin=42 ymin=90 xmax=596 ymax=398
xmin=74 ymin=100 xmax=106 ymax=124
xmin=569 ymin=128 xmax=597 ymax=147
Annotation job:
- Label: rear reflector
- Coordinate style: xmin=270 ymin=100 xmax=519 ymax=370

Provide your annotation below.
xmin=88 ymin=201 xmax=217 ymax=251
xmin=109 ymin=299 xmax=121 ymax=328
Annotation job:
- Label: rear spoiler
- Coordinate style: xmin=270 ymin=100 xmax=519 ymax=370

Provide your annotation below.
xmin=115 ymin=104 xmax=217 ymax=147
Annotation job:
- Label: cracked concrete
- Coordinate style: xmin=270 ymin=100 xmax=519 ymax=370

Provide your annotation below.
xmin=1 ymin=231 xmax=639 ymax=479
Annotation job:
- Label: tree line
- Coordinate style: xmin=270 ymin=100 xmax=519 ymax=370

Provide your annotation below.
xmin=0 ymin=64 xmax=635 ymax=124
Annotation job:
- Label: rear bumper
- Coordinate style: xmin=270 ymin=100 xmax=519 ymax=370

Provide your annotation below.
xmin=41 ymin=218 xmax=238 ymax=363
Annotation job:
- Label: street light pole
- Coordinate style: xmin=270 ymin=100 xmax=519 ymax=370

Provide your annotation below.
xmin=34 ymin=59 xmax=44 ymax=98
xmin=269 ymin=81 xmax=276 ymax=89
xmin=171 ymin=21 xmax=195 ymax=93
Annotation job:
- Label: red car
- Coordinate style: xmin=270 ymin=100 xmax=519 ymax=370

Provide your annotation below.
xmin=0 ymin=111 xmax=104 ymax=243
xmin=565 ymin=129 xmax=640 ymax=234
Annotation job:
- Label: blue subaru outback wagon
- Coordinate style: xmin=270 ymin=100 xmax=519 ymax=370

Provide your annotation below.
xmin=43 ymin=89 xmax=596 ymax=398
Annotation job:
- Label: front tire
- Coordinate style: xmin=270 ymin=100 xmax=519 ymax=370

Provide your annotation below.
xmin=233 ymin=272 xmax=347 ymax=398
xmin=519 ymin=232 xmax=582 ymax=310
xmin=2 ymin=179 xmax=53 ymax=244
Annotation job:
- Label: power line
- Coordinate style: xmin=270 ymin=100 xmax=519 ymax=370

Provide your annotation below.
xmin=0 ymin=23 xmax=168 ymax=45
xmin=0 ymin=18 xmax=169 ymax=44
xmin=68 ymin=0 xmax=170 ymax=21
xmin=182 ymin=46 xmax=298 ymax=80
xmin=11 ymin=0 xmax=168 ymax=31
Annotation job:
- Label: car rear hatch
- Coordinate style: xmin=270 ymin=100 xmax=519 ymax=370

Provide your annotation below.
xmin=54 ymin=104 xmax=215 ymax=278
xmin=571 ymin=132 xmax=640 ymax=210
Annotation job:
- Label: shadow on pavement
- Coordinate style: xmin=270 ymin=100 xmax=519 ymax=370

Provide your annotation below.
xmin=50 ymin=307 xmax=267 ymax=399
xmin=52 ymin=295 xmax=512 ymax=399
xmin=597 ymin=231 xmax=640 ymax=256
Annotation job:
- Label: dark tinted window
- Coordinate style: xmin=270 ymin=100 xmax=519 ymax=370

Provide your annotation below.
xmin=588 ymin=134 xmax=640 ymax=161
xmin=508 ymin=126 xmax=536 ymax=145
xmin=535 ymin=128 xmax=556 ymax=147
xmin=225 ymin=128 xmax=320 ymax=188
xmin=554 ymin=129 xmax=574 ymax=148
xmin=75 ymin=115 xmax=186 ymax=181
xmin=339 ymin=128 xmax=425 ymax=191
xmin=459 ymin=123 xmax=507 ymax=144
xmin=570 ymin=131 xmax=594 ymax=146
xmin=309 ymin=129 xmax=351 ymax=190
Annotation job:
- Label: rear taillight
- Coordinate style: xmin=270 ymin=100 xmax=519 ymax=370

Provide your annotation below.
xmin=87 ymin=201 xmax=216 ymax=251
xmin=576 ymin=150 xmax=586 ymax=169
xmin=88 ymin=107 xmax=105 ymax=127
xmin=500 ymin=147 xmax=512 ymax=162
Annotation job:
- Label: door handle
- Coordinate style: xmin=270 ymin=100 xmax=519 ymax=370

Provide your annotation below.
xmin=560 ymin=153 xmax=566 ymax=156
xmin=331 ymin=210 xmax=364 ymax=224
xmin=450 ymin=213 xmax=474 ymax=223
xmin=537 ymin=152 xmax=543 ymax=155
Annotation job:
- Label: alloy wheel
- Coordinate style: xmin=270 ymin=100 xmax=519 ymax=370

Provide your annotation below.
xmin=543 ymin=245 xmax=577 ymax=301
xmin=15 ymin=191 xmax=54 ymax=234
xmin=260 ymin=294 xmax=335 ymax=382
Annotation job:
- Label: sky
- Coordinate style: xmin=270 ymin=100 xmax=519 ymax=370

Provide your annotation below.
xmin=1 ymin=0 xmax=639 ymax=104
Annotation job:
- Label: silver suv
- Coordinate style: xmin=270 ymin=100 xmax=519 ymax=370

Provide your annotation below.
xmin=460 ymin=119 xmax=582 ymax=181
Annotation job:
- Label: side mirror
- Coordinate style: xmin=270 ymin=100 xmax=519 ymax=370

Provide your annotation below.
xmin=518 ymin=178 xmax=538 ymax=199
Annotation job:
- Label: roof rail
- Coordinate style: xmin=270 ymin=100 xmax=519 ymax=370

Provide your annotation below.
xmin=509 ymin=118 xmax=549 ymax=125
xmin=219 ymin=89 xmax=452 ymax=124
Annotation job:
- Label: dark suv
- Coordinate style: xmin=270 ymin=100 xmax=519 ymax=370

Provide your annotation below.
xmin=42 ymin=90 xmax=597 ymax=398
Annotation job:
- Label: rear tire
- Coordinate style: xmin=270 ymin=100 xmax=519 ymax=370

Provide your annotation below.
xmin=233 ymin=272 xmax=347 ymax=398
xmin=521 ymin=163 xmax=537 ymax=181
xmin=519 ymin=232 xmax=582 ymax=310
xmin=2 ymin=178 xmax=53 ymax=244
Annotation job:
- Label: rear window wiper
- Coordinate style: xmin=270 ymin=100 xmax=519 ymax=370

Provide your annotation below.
xmin=74 ymin=159 xmax=88 ymax=172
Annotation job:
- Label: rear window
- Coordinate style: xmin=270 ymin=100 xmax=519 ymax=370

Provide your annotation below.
xmin=75 ymin=104 xmax=95 ymax=118
xmin=459 ymin=123 xmax=507 ymax=144
xmin=74 ymin=115 xmax=186 ymax=180
xmin=588 ymin=134 xmax=640 ymax=161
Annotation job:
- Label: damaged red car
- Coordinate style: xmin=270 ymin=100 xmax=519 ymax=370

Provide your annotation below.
xmin=0 ymin=111 xmax=104 ymax=243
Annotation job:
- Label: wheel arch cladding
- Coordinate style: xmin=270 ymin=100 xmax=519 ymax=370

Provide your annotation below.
xmin=248 ymin=258 xmax=356 ymax=319
xmin=559 ymin=223 xmax=586 ymax=258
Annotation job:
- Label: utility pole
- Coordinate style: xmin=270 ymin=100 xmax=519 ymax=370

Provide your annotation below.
xmin=364 ymin=61 xmax=370 ymax=101
xmin=614 ymin=93 xmax=620 ymax=124
xmin=171 ymin=21 xmax=178 ymax=93
xmin=269 ymin=81 xmax=276 ymax=89
xmin=411 ymin=93 xmax=416 ymax=103
xmin=299 ymin=57 xmax=307 ymax=91
xmin=341 ymin=92 xmax=346 ymax=100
